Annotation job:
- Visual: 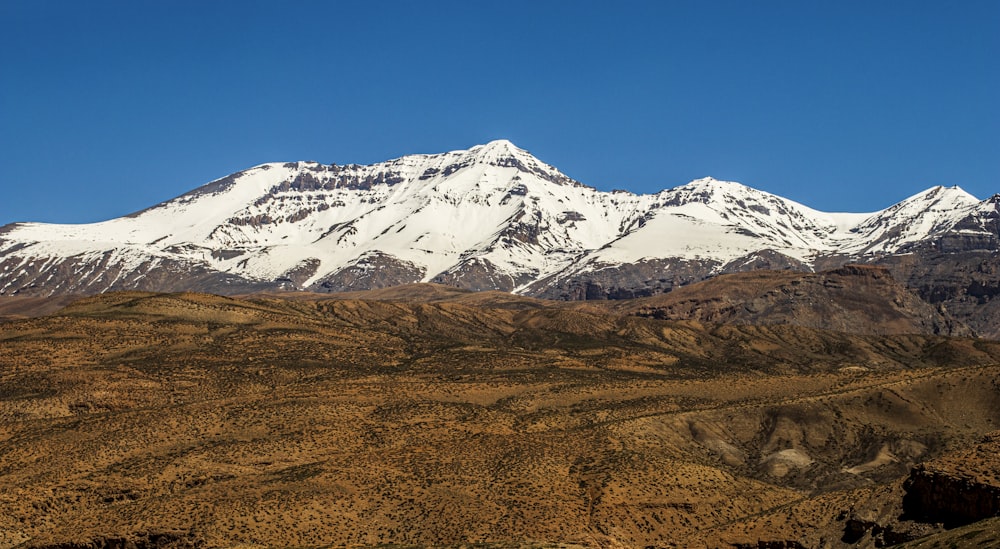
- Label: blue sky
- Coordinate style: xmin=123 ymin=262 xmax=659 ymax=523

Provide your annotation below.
xmin=1 ymin=1 xmax=997 ymax=224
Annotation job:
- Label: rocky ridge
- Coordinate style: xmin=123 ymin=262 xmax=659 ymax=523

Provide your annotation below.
xmin=616 ymin=265 xmax=973 ymax=337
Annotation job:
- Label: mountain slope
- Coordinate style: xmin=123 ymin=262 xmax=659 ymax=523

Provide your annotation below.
xmin=610 ymin=264 xmax=972 ymax=337
xmin=838 ymin=185 xmax=982 ymax=256
xmin=0 ymin=141 xmax=995 ymax=324
xmin=1 ymin=141 xmax=650 ymax=294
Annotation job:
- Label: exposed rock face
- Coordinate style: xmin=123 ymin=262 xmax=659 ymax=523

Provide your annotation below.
xmin=833 ymin=432 xmax=1000 ymax=547
xmin=619 ymin=265 xmax=973 ymax=337
xmin=0 ymin=253 xmax=280 ymax=297
xmin=722 ymin=250 xmax=811 ymax=273
xmin=902 ymin=433 xmax=1000 ymax=528
xmin=529 ymin=257 xmax=721 ymax=300
xmin=308 ymin=252 xmax=425 ymax=292
xmin=935 ymin=194 xmax=1000 ymax=253
xmin=841 ymin=516 xmax=925 ymax=546
xmin=431 ymin=258 xmax=536 ymax=292
xmin=903 ymin=467 xmax=1000 ymax=527
xmin=276 ymin=258 xmax=321 ymax=287
xmin=875 ymin=251 xmax=1000 ymax=339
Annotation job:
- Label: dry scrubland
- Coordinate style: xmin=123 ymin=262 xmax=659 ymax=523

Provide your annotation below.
xmin=0 ymin=287 xmax=999 ymax=548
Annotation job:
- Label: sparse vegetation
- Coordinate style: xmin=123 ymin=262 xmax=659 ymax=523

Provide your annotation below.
xmin=1 ymin=289 xmax=998 ymax=548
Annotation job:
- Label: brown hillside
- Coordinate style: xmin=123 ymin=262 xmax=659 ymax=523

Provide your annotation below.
xmin=612 ymin=265 xmax=974 ymax=337
xmin=1 ymin=292 xmax=998 ymax=548
xmin=0 ymin=295 xmax=81 ymax=323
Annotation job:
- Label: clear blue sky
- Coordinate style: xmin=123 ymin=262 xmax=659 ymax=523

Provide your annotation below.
xmin=1 ymin=1 xmax=997 ymax=224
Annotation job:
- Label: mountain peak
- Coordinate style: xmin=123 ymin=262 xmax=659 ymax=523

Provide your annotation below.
xmin=478 ymin=138 xmax=518 ymax=150
xmin=892 ymin=185 xmax=979 ymax=211
xmin=673 ymin=177 xmax=761 ymax=199
xmin=926 ymin=184 xmax=976 ymax=199
xmin=684 ymin=176 xmax=743 ymax=189
xmin=448 ymin=140 xmax=583 ymax=188
xmin=465 ymin=139 xmax=530 ymax=163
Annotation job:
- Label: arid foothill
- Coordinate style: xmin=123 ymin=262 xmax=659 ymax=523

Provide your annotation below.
xmin=2 ymin=271 xmax=999 ymax=548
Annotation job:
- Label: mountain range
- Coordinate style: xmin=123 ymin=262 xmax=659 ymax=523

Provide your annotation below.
xmin=3 ymin=141 xmax=1000 ymax=549
xmin=1 ymin=140 xmax=997 ymax=334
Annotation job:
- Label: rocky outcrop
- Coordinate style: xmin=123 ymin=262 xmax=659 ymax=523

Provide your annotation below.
xmin=903 ymin=467 xmax=1000 ymax=527
xmin=875 ymin=251 xmax=1000 ymax=339
xmin=721 ymin=249 xmax=810 ymax=273
xmin=431 ymin=257 xmax=535 ymax=292
xmin=902 ymin=436 xmax=1000 ymax=527
xmin=619 ymin=265 xmax=973 ymax=337
xmin=839 ymin=433 xmax=1000 ymax=545
xmin=529 ymin=257 xmax=721 ymax=300
xmin=276 ymin=257 xmax=321 ymax=288
xmin=0 ymin=253 xmax=279 ymax=297
xmin=308 ymin=252 xmax=424 ymax=292
xmin=840 ymin=517 xmax=924 ymax=546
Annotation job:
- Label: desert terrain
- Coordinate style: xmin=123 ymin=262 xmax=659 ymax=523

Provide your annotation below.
xmin=1 ymin=272 xmax=999 ymax=548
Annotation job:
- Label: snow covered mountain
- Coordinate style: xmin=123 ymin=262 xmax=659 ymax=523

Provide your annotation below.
xmin=0 ymin=140 xmax=996 ymax=302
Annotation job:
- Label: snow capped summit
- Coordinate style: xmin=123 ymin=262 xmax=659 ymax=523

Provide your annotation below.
xmin=465 ymin=139 xmax=523 ymax=161
xmin=440 ymin=139 xmax=582 ymax=187
xmin=0 ymin=141 xmax=993 ymax=298
xmin=840 ymin=185 xmax=982 ymax=255
xmin=674 ymin=176 xmax=742 ymax=190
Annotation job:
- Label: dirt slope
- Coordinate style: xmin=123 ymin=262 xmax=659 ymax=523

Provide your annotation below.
xmin=0 ymin=292 xmax=998 ymax=548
